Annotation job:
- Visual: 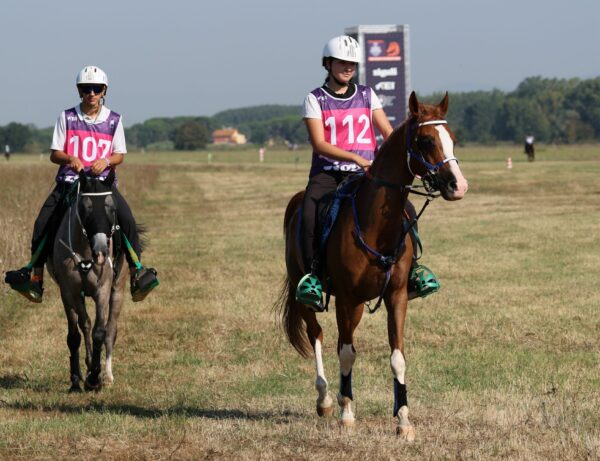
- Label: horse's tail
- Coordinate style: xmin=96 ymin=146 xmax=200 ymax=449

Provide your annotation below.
xmin=274 ymin=191 xmax=313 ymax=358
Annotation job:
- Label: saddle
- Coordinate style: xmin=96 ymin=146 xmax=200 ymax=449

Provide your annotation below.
xmin=311 ymin=174 xmax=423 ymax=276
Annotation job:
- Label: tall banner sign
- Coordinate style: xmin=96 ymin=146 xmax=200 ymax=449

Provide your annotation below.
xmin=345 ymin=25 xmax=410 ymax=127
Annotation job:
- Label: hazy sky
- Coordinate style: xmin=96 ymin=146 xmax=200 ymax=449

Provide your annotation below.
xmin=1 ymin=0 xmax=598 ymax=127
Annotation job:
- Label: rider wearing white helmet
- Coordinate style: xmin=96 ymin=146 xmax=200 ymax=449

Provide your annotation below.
xmin=295 ymin=35 xmax=393 ymax=311
xmin=295 ymin=36 xmax=441 ymax=312
xmin=5 ymin=65 xmax=159 ymax=303
xmin=321 ymin=35 xmax=361 ymax=78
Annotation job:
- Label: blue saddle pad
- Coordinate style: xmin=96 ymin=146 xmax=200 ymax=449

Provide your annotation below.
xmin=317 ymin=174 xmax=364 ymax=256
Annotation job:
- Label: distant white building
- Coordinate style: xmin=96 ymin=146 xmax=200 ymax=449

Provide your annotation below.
xmin=212 ymin=128 xmax=247 ymax=145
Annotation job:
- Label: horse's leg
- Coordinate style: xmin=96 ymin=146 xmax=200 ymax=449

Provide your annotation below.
xmin=335 ymin=301 xmax=364 ymax=427
xmin=85 ymin=290 xmax=110 ymax=391
xmin=302 ymin=310 xmax=334 ymax=417
xmin=77 ymin=300 xmax=93 ymax=375
xmin=386 ymin=288 xmax=416 ymax=441
xmin=62 ymin=301 xmax=83 ymax=393
xmin=104 ymin=268 xmax=126 ymax=385
xmin=59 ymin=288 xmax=87 ymax=392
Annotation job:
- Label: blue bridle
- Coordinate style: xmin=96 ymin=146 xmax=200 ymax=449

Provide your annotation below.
xmin=406 ymin=119 xmax=459 ymax=176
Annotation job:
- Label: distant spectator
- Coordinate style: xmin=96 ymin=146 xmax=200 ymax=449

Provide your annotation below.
xmin=524 ymin=134 xmax=535 ymax=162
xmin=4 ymin=144 xmax=10 ymax=161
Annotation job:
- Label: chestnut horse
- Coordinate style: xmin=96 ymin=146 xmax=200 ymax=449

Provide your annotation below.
xmin=277 ymin=92 xmax=468 ymax=438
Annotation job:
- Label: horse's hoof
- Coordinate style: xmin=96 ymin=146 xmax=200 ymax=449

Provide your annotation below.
xmin=84 ymin=378 xmax=102 ymax=392
xmin=396 ymin=425 xmax=416 ymax=442
xmin=69 ymin=384 xmax=82 ymax=393
xmin=339 ymin=417 xmax=355 ymax=429
xmin=316 ymin=405 xmax=334 ymax=417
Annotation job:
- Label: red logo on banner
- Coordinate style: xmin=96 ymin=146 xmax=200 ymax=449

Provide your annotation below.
xmin=367 ymin=40 xmax=402 ymax=62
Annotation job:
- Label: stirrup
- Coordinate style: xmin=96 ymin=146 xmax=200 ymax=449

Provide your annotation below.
xmin=6 ymin=271 xmax=44 ymax=304
xmin=295 ymin=273 xmax=325 ymax=312
xmin=5 ymin=267 xmax=31 ymax=285
xmin=408 ymin=264 xmax=440 ymax=299
xmin=131 ymin=267 xmax=159 ymax=302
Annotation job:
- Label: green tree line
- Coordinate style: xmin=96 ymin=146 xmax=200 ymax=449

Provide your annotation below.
xmin=2 ymin=76 xmax=599 ymax=152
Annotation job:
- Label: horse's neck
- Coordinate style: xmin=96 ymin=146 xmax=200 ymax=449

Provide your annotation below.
xmin=357 ymin=123 xmax=413 ymax=245
xmin=370 ymin=122 xmax=413 ymax=187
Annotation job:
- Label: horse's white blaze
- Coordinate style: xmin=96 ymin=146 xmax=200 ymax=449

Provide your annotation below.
xmin=390 ymin=349 xmax=406 ymax=384
xmin=435 ymin=125 xmax=468 ymax=199
xmin=339 ymin=344 xmax=355 ymax=376
xmin=314 ymin=339 xmax=332 ymax=407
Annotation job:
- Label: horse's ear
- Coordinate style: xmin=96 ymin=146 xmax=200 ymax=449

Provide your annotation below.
xmin=408 ymin=91 xmax=419 ymax=117
xmin=105 ymin=168 xmax=115 ymax=187
xmin=439 ymin=92 xmax=449 ymax=117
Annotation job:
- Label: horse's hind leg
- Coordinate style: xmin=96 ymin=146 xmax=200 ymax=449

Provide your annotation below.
xmin=303 ymin=311 xmax=334 ymax=417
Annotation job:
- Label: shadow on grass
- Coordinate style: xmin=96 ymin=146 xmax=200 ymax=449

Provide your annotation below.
xmin=0 ymin=399 xmax=303 ymax=422
xmin=0 ymin=374 xmax=51 ymax=392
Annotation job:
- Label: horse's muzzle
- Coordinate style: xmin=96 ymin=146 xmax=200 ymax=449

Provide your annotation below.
xmin=439 ymin=162 xmax=468 ymax=201
xmin=91 ymin=233 xmax=109 ymax=265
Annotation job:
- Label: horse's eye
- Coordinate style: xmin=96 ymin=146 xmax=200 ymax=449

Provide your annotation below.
xmin=416 ymin=136 xmax=435 ymax=152
xmin=104 ymin=196 xmax=115 ymax=217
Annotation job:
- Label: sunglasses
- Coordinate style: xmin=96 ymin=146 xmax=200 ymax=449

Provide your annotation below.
xmin=79 ymin=84 xmax=105 ymax=94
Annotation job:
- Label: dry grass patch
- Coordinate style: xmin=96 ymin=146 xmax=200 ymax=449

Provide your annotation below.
xmin=1 ymin=149 xmax=599 ymax=460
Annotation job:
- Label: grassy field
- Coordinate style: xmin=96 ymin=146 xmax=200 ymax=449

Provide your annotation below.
xmin=0 ymin=145 xmax=599 ymax=460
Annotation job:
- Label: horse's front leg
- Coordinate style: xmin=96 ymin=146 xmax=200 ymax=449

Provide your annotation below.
xmin=60 ymin=289 xmax=85 ymax=392
xmin=104 ymin=272 xmax=126 ymax=385
xmin=85 ymin=290 xmax=110 ymax=391
xmin=61 ymin=293 xmax=84 ymax=393
xmin=386 ymin=288 xmax=415 ymax=441
xmin=335 ymin=301 xmax=364 ymax=427
xmin=77 ymin=299 xmax=92 ymax=376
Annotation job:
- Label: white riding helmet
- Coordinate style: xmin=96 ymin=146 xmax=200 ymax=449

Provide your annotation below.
xmin=322 ymin=35 xmax=361 ymax=64
xmin=76 ymin=66 xmax=108 ymax=87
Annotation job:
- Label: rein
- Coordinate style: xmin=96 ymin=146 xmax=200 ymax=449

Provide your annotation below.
xmin=350 ymin=183 xmax=436 ymax=314
xmin=358 ymin=118 xmax=452 ymax=313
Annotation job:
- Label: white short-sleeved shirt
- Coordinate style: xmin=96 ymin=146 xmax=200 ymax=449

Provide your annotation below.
xmin=51 ymin=105 xmax=127 ymax=154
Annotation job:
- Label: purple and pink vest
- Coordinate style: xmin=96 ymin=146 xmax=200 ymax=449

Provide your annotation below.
xmin=55 ymin=107 xmax=121 ymax=183
xmin=309 ymin=84 xmax=377 ymax=178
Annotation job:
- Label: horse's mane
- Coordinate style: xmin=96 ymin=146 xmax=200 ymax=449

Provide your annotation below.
xmin=371 ymin=116 xmax=412 ymax=171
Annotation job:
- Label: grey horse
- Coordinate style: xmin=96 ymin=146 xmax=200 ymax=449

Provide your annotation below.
xmin=47 ymin=170 xmax=128 ymax=392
